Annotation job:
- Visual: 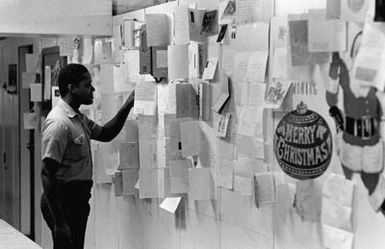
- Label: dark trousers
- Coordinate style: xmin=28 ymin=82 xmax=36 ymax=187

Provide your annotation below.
xmin=41 ymin=180 xmax=93 ymax=249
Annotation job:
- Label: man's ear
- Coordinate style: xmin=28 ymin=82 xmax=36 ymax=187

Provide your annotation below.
xmin=68 ymin=83 xmax=75 ymax=93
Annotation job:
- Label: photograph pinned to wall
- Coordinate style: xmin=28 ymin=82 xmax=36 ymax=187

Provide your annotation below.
xmin=220 ymin=0 xmax=236 ymax=24
xmin=200 ymin=10 xmax=219 ymax=36
xmin=264 ymin=79 xmax=292 ymax=109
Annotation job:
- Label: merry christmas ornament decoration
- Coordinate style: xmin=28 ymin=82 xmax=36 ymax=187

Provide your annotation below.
xmin=274 ymin=102 xmax=332 ymax=180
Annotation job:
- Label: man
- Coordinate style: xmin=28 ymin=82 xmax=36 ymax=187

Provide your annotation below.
xmin=323 ymin=30 xmax=385 ymax=215
xmin=40 ymin=64 xmax=135 ymax=249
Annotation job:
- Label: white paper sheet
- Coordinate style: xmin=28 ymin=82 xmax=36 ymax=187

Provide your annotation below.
xmin=234 ymin=175 xmax=253 ymax=196
xmin=234 ymin=23 xmax=269 ymax=52
xmin=25 ymin=54 xmax=40 ymax=73
xmin=134 ymin=82 xmax=157 ymax=116
xmin=44 ymin=66 xmax=51 ymax=100
xmin=30 ymin=83 xmax=42 ymax=102
xmin=146 ymin=14 xmax=170 ymax=47
xmin=139 ymin=168 xmax=161 ymax=199
xmin=176 ymin=83 xmax=199 ymax=119
xmin=23 ymin=113 xmax=39 ymax=130
xmin=221 ymin=46 xmax=236 ymax=74
xmin=202 ymin=57 xmax=219 ymax=81
xmin=326 ymin=0 xmax=341 ymax=19
xmin=122 ymin=169 xmax=138 ymax=195
xmin=308 ymin=9 xmax=347 ymax=52
xmin=236 ymin=0 xmax=272 ymax=23
xmin=138 ymin=116 xmax=158 ymax=169
xmin=58 ymin=37 xmax=74 ymax=57
xmin=216 ymin=159 xmax=234 ymax=189
xmin=322 ymin=173 xmax=355 ymax=207
xmin=168 ymin=45 xmax=189 ymax=81
xmin=159 ymin=197 xmax=182 ymax=213
xmin=233 ymin=52 xmax=250 ymax=82
xmin=169 ymin=160 xmax=192 ymax=194
xmin=271 ymin=16 xmax=289 ymax=47
xmin=322 ymin=224 xmax=354 ymax=249
xmin=254 ymin=173 xmax=276 ymax=208
xmin=272 ymin=47 xmax=289 ymax=79
xmin=174 ymin=6 xmax=190 ymax=45
xmin=188 ymin=168 xmax=216 ymax=200
xmin=180 ymin=120 xmax=200 ymax=157
xmin=118 ymin=142 xmax=139 ymax=170
xmin=321 ymin=197 xmax=353 ymax=231
xmin=352 ymin=22 xmax=385 ymax=91
xmin=21 ymin=72 xmax=37 ymax=89
xmin=237 ymin=105 xmax=263 ymax=138
xmin=295 ymin=180 xmax=322 ymax=222
xmin=246 ymin=51 xmax=269 ymax=82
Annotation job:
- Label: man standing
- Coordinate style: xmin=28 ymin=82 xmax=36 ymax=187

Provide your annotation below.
xmin=40 ymin=64 xmax=135 ymax=249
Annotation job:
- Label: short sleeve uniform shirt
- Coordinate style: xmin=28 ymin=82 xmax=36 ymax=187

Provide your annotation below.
xmin=42 ymin=99 xmax=102 ymax=182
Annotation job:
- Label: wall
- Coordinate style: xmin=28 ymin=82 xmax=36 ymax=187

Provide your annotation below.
xmin=85 ymin=1 xmax=385 ymax=249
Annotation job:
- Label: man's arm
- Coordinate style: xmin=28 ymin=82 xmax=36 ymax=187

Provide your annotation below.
xmin=95 ymin=90 xmax=135 ymax=142
xmin=41 ymin=158 xmax=71 ymax=241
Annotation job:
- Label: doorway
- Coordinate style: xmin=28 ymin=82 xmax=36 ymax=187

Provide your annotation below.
xmin=18 ymin=44 xmax=34 ymax=239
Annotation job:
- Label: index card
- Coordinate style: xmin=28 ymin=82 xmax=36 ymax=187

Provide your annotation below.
xmin=271 ymin=16 xmax=289 ymax=47
xmin=122 ymin=169 xmax=138 ymax=195
xmin=308 ymin=9 xmax=347 ymax=52
xmin=237 ymin=105 xmax=263 ymax=137
xmin=322 ymin=224 xmax=354 ymax=249
xmin=145 ymin=14 xmax=170 ymax=47
xmin=264 ymin=79 xmax=292 ymax=109
xmin=22 ymin=72 xmax=37 ymax=89
xmin=25 ymin=54 xmax=40 ymax=73
xmin=234 ymin=23 xmax=269 ymax=52
xmin=321 ymin=197 xmax=353 ymax=231
xmin=23 ymin=113 xmax=39 ymax=130
xmin=216 ymin=159 xmax=234 ymax=189
xmin=176 ymin=83 xmax=199 ymax=119
xmin=189 ymin=168 xmax=216 ymax=200
xmin=174 ymin=6 xmax=190 ymax=45
xmin=180 ymin=120 xmax=200 ymax=157
xmin=169 ymin=160 xmax=192 ymax=193
xmin=58 ymin=37 xmax=74 ymax=57
xmin=254 ymin=173 xmax=276 ymax=208
xmin=30 ymin=83 xmax=42 ymax=102
xmin=159 ymin=197 xmax=182 ymax=213
xmin=139 ymin=168 xmax=161 ymax=199
xmin=44 ymin=66 xmax=51 ymax=101
xmin=216 ymin=113 xmax=231 ymax=138
xmin=168 ymin=45 xmax=189 ymax=81
xmin=234 ymin=175 xmax=253 ymax=196
xmin=134 ymin=82 xmax=157 ymax=116
xmin=118 ymin=142 xmax=139 ymax=170
xmin=138 ymin=116 xmax=158 ymax=169
xmin=322 ymin=173 xmax=355 ymax=207
xmin=352 ymin=22 xmax=385 ymax=91
xmin=113 ymin=171 xmax=123 ymax=196
xmin=246 ymin=51 xmax=269 ymax=82
xmin=326 ymin=0 xmax=341 ymax=19
xmin=202 ymin=57 xmax=219 ymax=81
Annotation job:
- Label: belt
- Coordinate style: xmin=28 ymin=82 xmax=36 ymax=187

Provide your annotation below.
xmin=345 ymin=115 xmax=377 ymax=140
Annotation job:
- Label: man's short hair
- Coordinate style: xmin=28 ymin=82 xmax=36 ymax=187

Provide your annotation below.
xmin=57 ymin=64 xmax=90 ymax=97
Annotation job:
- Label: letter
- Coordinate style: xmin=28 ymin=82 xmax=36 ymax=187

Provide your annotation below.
xmin=296 ymin=147 xmax=303 ymax=166
xmin=290 ymin=146 xmax=296 ymax=164
xmin=315 ymin=146 xmax=323 ymax=164
xmin=283 ymin=142 xmax=291 ymax=161
xmin=285 ymin=124 xmax=293 ymax=142
xmin=298 ymin=127 xmax=304 ymax=144
xmin=293 ymin=126 xmax=299 ymax=143
xmin=306 ymin=148 xmax=315 ymax=165
xmin=320 ymin=140 xmax=329 ymax=160
xmin=277 ymin=137 xmax=285 ymax=159
xmin=309 ymin=125 xmax=317 ymax=144
xmin=303 ymin=127 xmax=310 ymax=144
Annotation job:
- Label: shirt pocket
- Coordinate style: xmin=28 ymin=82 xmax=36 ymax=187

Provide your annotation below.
xmin=65 ymin=133 xmax=88 ymax=162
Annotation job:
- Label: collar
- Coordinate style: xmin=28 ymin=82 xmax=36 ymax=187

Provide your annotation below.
xmin=57 ymin=98 xmax=80 ymax=118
